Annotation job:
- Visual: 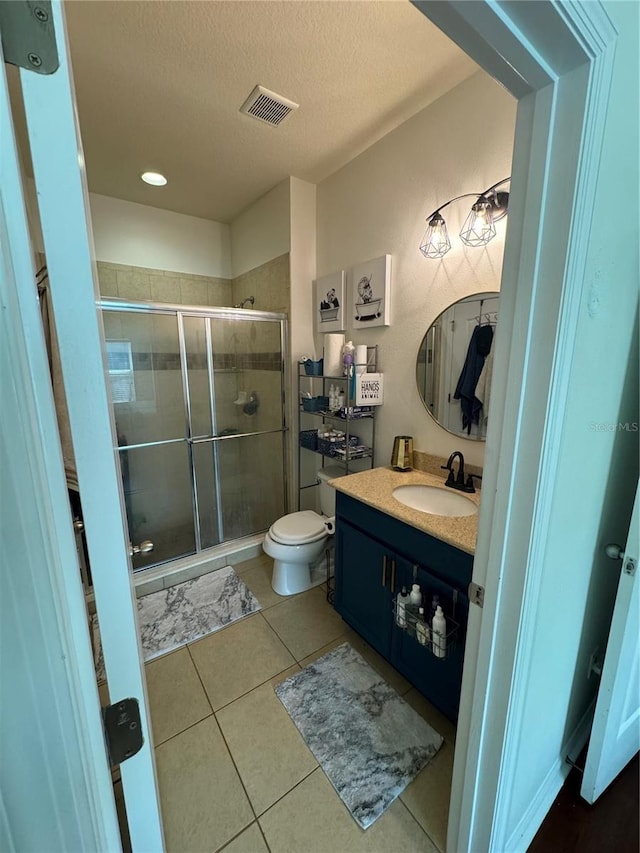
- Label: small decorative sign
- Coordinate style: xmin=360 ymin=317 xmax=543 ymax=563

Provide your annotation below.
xmin=356 ymin=372 xmax=384 ymax=406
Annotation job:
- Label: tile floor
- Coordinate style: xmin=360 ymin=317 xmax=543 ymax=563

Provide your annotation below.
xmin=139 ymin=554 xmax=456 ymax=853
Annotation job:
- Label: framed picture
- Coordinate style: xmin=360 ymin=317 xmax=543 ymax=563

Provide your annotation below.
xmin=314 ymin=270 xmax=346 ymax=334
xmin=349 ymin=254 xmax=391 ymax=328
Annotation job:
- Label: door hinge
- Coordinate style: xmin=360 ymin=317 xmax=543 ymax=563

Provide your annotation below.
xmin=102 ymin=698 xmax=144 ymax=767
xmin=468 ymin=581 xmax=485 ymax=608
xmin=0 ymin=1 xmax=59 ymax=74
xmin=623 ymin=557 xmax=636 ymax=576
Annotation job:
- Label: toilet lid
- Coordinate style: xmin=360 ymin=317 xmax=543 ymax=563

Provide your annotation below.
xmin=270 ymin=511 xmax=327 ymax=545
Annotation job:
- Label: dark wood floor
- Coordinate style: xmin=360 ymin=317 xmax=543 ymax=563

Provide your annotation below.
xmin=528 ymin=752 xmax=639 ymax=852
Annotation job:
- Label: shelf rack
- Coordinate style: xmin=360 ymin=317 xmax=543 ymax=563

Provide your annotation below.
xmin=297 ymin=346 xmax=378 ymax=504
xmin=297 ymin=347 xmax=378 ymax=604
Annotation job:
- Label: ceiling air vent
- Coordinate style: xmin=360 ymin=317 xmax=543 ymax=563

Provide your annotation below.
xmin=240 ymin=85 xmax=299 ymax=127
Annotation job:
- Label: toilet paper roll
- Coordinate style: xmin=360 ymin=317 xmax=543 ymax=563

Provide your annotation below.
xmin=324 ymin=334 xmax=345 ymax=377
xmin=355 ymin=344 xmax=368 ymax=375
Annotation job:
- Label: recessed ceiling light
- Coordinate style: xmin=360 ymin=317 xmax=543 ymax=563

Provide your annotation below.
xmin=140 ymin=171 xmax=167 ymax=186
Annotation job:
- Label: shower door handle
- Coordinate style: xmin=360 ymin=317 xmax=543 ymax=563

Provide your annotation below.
xmin=129 ymin=540 xmax=154 ymax=557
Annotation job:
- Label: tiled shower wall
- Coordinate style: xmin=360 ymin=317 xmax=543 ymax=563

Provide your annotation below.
xmin=231 ymin=253 xmax=290 ymax=314
xmin=96 ymin=255 xmax=291 ymax=315
xmin=96 ymin=261 xmax=234 ymax=307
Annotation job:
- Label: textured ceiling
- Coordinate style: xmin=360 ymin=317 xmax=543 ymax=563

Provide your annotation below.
xmin=61 ymin=0 xmax=477 ymax=222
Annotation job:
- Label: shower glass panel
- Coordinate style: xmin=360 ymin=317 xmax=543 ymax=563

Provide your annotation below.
xmin=210 ymin=317 xmax=284 ymax=434
xmin=191 ymin=441 xmax=221 ymax=550
xmin=182 ymin=315 xmax=213 ymax=438
xmin=119 ymin=440 xmax=195 ymax=569
xmin=217 ymin=432 xmax=285 ymax=540
xmin=103 ymin=311 xmax=185 ymax=446
xmin=101 ymin=301 xmax=287 ymax=572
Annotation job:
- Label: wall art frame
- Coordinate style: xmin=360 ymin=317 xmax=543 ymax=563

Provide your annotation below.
xmin=349 ymin=254 xmax=391 ymax=329
xmin=314 ymin=270 xmax=346 ymax=333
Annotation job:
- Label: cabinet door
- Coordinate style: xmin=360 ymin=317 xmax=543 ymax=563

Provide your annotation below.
xmin=334 ymin=520 xmax=393 ymax=657
xmin=391 ymin=564 xmax=469 ymax=722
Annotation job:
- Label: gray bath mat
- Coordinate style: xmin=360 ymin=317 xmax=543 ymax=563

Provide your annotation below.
xmin=93 ymin=565 xmax=261 ymax=678
xmin=138 ymin=565 xmax=261 ymax=661
xmin=275 ymin=642 xmax=443 ymax=829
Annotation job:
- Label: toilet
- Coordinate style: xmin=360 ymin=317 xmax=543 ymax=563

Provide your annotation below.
xmin=263 ymin=466 xmax=341 ymax=596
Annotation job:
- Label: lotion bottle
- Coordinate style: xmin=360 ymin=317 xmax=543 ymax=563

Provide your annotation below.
xmin=409 ymin=583 xmax=422 ymax=610
xmin=432 ymin=605 xmax=447 ymax=658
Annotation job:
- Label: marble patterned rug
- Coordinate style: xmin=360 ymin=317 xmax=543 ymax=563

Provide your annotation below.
xmin=139 ymin=565 xmax=261 ymax=661
xmin=93 ymin=565 xmax=261 ymax=678
xmin=275 ymin=642 xmax=443 ymax=829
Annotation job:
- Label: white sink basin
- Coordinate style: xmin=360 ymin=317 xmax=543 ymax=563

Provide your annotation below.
xmin=392 ymin=484 xmax=478 ymax=517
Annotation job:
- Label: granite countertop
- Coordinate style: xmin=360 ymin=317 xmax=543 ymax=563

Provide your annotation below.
xmin=329 ymin=466 xmax=480 ymax=555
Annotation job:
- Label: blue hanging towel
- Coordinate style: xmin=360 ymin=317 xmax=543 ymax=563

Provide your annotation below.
xmin=454 ymin=325 xmax=494 ymax=433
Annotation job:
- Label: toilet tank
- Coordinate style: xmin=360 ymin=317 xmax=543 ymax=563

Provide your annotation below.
xmin=317 ymin=466 xmax=343 ymax=516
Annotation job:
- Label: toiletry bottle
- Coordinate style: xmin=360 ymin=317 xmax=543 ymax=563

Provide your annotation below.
xmin=430 ymin=594 xmax=440 ymax=626
xmin=342 ymin=340 xmax=355 ymax=376
xmin=329 ymin=384 xmax=336 ymax=411
xmin=416 ymin=607 xmax=429 ymax=646
xmin=432 ymin=605 xmax=447 ymax=658
xmin=396 ymin=586 xmax=410 ymax=628
xmin=337 ymin=390 xmax=345 ymax=410
xmin=409 ymin=583 xmax=422 ymax=612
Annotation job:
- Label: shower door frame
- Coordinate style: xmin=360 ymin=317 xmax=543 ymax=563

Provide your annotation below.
xmin=100 ymin=298 xmax=289 ymax=570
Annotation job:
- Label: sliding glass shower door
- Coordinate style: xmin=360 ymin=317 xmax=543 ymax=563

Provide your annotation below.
xmin=101 ymin=302 xmax=287 ymax=570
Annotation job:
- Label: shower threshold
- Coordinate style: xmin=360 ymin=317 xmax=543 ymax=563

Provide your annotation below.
xmin=133 ymin=533 xmax=266 ymax=597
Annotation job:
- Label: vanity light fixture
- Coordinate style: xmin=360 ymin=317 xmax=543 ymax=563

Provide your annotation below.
xmin=140 ymin=171 xmax=167 ymax=186
xmin=419 ymin=177 xmax=510 ymax=259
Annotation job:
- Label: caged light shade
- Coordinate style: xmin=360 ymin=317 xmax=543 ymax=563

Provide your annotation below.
xmin=459 ymin=198 xmax=496 ymax=247
xmin=419 ymin=212 xmax=451 ymax=259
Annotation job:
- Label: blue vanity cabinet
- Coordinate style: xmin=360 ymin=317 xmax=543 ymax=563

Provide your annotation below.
xmin=334 ymin=491 xmax=473 ymax=721
xmin=334 ymin=519 xmax=400 ymax=658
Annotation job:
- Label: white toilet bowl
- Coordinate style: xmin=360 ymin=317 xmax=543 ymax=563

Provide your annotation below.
xmin=263 ymin=511 xmax=330 ymax=595
xmin=263 ymin=466 xmax=341 ymax=596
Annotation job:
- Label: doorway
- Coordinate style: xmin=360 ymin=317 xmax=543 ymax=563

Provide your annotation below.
xmin=5 ymin=4 xmax=636 ymax=849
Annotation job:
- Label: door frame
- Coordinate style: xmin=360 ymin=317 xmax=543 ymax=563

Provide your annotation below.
xmin=15 ymin=1 xmax=165 ymax=849
xmin=0 ymin=46 xmax=121 ymax=851
xmin=2 ymin=0 xmax=619 ymax=849
xmin=411 ymin=1 xmax=618 ymax=850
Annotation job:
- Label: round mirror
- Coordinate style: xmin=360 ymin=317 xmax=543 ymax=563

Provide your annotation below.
xmin=416 ymin=292 xmax=499 ymax=441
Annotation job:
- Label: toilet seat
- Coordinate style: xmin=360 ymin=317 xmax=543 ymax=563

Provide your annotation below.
xmin=269 ymin=511 xmax=327 ymax=545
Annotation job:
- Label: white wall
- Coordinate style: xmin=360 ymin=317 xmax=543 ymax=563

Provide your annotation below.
xmin=230 ymin=179 xmax=291 ymax=277
xmin=89 ymin=193 xmax=232 ymax=277
xmin=317 ymin=71 xmax=516 ymax=467
xmin=288 ymin=177 xmax=317 ymax=506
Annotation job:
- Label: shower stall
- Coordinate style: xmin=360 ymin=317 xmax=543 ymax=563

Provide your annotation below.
xmin=100 ymin=300 xmax=288 ymax=573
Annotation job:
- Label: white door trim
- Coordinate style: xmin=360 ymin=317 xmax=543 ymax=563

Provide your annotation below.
xmin=0 ymin=45 xmax=120 ymax=852
xmin=17 ymin=2 xmax=164 ymax=849
xmin=413 ymin=2 xmax=617 ymax=850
